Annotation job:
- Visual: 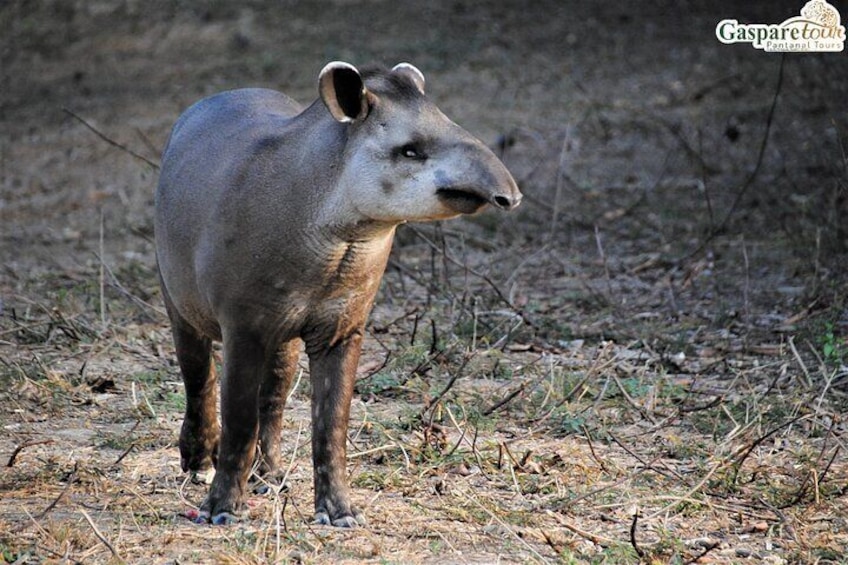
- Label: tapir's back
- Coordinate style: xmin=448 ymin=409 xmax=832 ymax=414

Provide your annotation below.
xmin=156 ymin=88 xmax=302 ymax=207
xmin=154 ymin=88 xmax=308 ymax=332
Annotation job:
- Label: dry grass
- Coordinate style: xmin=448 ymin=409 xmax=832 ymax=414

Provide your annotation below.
xmin=2 ymin=244 xmax=847 ymax=563
xmin=2 ymin=1 xmax=848 ymax=563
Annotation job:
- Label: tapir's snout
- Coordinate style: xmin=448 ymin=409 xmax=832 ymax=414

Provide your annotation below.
xmin=490 ymin=174 xmax=522 ymax=211
xmin=435 ymin=142 xmax=522 ymax=216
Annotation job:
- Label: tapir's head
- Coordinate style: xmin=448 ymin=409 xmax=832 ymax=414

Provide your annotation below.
xmin=319 ymin=61 xmax=521 ymax=224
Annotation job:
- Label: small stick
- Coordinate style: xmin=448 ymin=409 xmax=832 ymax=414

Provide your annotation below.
xmin=79 ymin=507 xmax=124 ymax=563
xmin=684 ymin=54 xmax=785 ymax=259
xmin=7 ymin=439 xmax=53 ymax=467
xmin=594 ymin=225 xmax=614 ymax=300
xmin=444 ymin=404 xmax=469 ymax=458
xmin=482 ymin=381 xmax=528 ymax=416
xmin=463 ymin=491 xmax=549 ymax=563
xmin=608 ymin=432 xmax=678 ymax=479
xmin=731 ymin=415 xmax=806 ymax=484
xmin=410 ymin=311 xmax=420 ymax=346
xmin=99 ymin=208 xmax=106 ymax=327
xmin=111 ymin=443 xmax=136 ymax=467
xmin=550 ymin=131 xmax=572 ymax=238
xmin=545 ymin=510 xmax=616 ymax=546
xmin=408 ymin=225 xmax=537 ymax=330
xmin=629 ymin=507 xmax=645 ymax=558
xmin=741 ymin=235 xmax=751 ymax=324
xmin=610 ymin=371 xmax=655 ymax=424
xmin=420 ymin=353 xmax=473 ymax=417
xmin=788 ymin=336 xmax=812 ymax=388
xmin=63 ymin=108 xmax=159 ymax=169
xmin=581 ymin=426 xmax=608 ymax=473
xmin=645 ymin=461 xmax=723 ymax=521
xmin=35 ymin=462 xmax=77 ymax=520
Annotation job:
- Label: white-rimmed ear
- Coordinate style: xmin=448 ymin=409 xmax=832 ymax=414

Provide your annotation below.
xmin=392 ymin=62 xmax=425 ymax=94
xmin=319 ymin=61 xmax=370 ymax=123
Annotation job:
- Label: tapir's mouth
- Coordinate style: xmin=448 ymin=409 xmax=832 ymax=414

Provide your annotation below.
xmin=436 ymin=187 xmax=489 ymax=215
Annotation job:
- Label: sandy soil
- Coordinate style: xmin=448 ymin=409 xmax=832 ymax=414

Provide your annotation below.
xmin=2 ymin=1 xmax=847 ymax=563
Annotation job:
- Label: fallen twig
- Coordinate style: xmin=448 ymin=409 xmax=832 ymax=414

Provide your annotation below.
xmin=608 ymin=432 xmax=680 ymax=480
xmin=684 ymin=539 xmax=721 ymax=565
xmin=63 ymin=107 xmax=160 ymax=169
xmin=545 ymin=510 xmax=616 ymax=547
xmin=420 ymin=352 xmax=474 ymax=419
xmin=464 ymin=490 xmax=551 ymax=563
xmin=79 ymin=506 xmax=125 ymax=563
xmin=7 ymin=439 xmax=54 ymax=467
xmin=683 ymin=53 xmax=785 ymax=260
xmin=731 ymin=414 xmax=806 ymax=484
xmin=407 ymin=225 xmax=537 ymax=330
xmin=629 ymin=507 xmax=645 ymax=559
xmin=35 ymin=462 xmax=78 ymax=520
xmin=482 ymin=381 xmax=528 ymax=416
xmin=112 ymin=443 xmax=136 ymax=468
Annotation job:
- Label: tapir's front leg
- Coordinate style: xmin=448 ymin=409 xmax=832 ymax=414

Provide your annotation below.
xmin=307 ymin=331 xmax=364 ymax=527
xmin=198 ymin=330 xmax=264 ymax=524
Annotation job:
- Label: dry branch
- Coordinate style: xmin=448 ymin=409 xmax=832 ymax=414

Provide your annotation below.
xmin=63 ymin=108 xmax=160 ymax=169
xmin=406 ymin=225 xmax=537 ymax=331
xmin=482 ymin=380 xmax=528 ymax=416
xmin=36 ymin=462 xmax=77 ymax=520
xmin=6 ymin=439 xmax=53 ymax=467
xmin=545 ymin=510 xmax=616 ymax=547
xmin=685 ymin=53 xmax=785 ymax=259
xmin=629 ymin=507 xmax=645 ymax=558
xmin=79 ymin=507 xmax=124 ymax=563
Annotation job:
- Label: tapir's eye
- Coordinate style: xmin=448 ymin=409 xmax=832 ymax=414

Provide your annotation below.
xmin=397 ymin=143 xmax=427 ymax=161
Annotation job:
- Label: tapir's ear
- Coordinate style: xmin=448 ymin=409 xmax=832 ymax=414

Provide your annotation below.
xmin=319 ymin=61 xmax=369 ymax=123
xmin=392 ymin=62 xmax=425 ymax=94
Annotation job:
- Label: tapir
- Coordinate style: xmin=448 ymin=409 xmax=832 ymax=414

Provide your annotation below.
xmin=154 ymin=61 xmax=521 ymax=527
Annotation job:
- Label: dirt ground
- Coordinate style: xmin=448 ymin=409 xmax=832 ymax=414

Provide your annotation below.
xmin=2 ymin=1 xmax=848 ymax=563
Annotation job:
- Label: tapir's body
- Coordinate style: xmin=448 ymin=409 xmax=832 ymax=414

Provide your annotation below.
xmin=158 ymin=89 xmax=392 ymax=348
xmin=155 ymin=62 xmax=520 ymax=526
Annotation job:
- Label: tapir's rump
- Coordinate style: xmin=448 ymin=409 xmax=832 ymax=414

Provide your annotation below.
xmin=155 ymin=61 xmax=520 ymax=526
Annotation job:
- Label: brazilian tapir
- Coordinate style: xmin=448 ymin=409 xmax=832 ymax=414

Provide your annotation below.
xmin=155 ymin=61 xmax=521 ymax=527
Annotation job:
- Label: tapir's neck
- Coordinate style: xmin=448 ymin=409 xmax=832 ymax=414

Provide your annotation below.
xmin=290 ymin=102 xmax=398 ymax=241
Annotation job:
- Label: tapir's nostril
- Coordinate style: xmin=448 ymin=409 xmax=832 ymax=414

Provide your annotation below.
xmin=494 ymin=195 xmax=513 ymax=209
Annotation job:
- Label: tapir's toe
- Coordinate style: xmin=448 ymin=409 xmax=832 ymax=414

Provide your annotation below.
xmin=194 ymin=486 xmax=246 ymax=526
xmin=190 ymin=468 xmax=216 ymax=485
xmin=252 ymin=481 xmax=290 ymax=496
xmin=184 ymin=506 xmax=244 ymax=526
xmin=332 ymin=514 xmax=365 ymax=528
xmin=211 ymin=511 xmax=242 ymax=525
xmin=184 ymin=508 xmax=211 ymax=524
xmin=250 ymin=469 xmax=290 ymax=495
xmin=314 ymin=509 xmax=366 ymax=528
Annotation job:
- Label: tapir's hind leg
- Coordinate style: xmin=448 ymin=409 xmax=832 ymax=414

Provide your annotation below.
xmin=160 ymin=279 xmax=219 ymax=475
xmin=255 ymin=339 xmax=300 ymax=481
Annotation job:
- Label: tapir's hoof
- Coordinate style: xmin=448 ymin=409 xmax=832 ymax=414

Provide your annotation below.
xmin=253 ymin=481 xmax=290 ymax=496
xmin=211 ymin=511 xmax=242 ymax=525
xmin=314 ymin=511 xmax=366 ymax=528
xmin=184 ymin=508 xmax=243 ymax=525
xmin=190 ymin=468 xmax=215 ymax=485
xmin=184 ymin=508 xmax=210 ymax=524
xmin=250 ymin=470 xmax=290 ymax=496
